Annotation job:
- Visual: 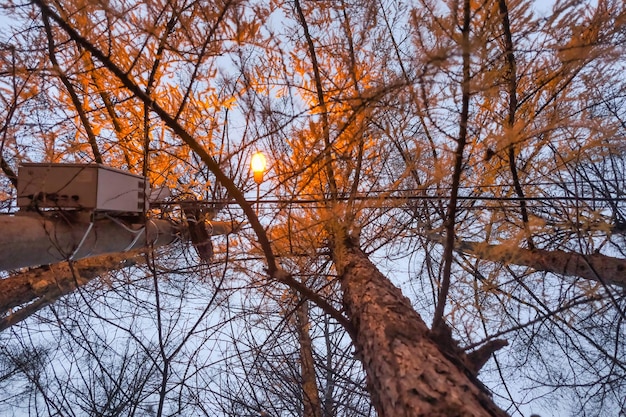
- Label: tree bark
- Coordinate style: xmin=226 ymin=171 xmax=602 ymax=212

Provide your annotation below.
xmin=296 ymin=299 xmax=323 ymax=417
xmin=455 ymin=240 xmax=626 ymax=288
xmin=332 ymin=239 xmax=509 ymax=417
xmin=0 ymin=252 xmax=143 ymax=315
xmin=0 ymin=252 xmax=146 ymax=331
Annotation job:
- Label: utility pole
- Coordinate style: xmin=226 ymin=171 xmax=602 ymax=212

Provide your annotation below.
xmin=1 ymin=163 xmax=235 ymax=271
xmin=0 ymin=207 xmax=235 ymax=271
xmin=0 ymin=213 xmax=181 ymax=271
xmin=0 ymin=164 xmax=237 ymax=331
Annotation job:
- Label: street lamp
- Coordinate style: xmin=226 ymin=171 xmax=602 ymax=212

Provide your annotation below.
xmin=251 ymin=152 xmax=267 ymax=184
xmin=250 ymin=151 xmax=267 ymax=214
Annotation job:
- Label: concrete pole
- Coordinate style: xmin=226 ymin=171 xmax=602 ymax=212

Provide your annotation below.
xmin=0 ymin=212 xmax=181 ymax=271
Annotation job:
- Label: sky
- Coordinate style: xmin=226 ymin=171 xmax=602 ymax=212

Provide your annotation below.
xmin=0 ymin=1 xmax=619 ymax=416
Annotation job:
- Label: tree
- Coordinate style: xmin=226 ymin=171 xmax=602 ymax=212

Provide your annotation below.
xmin=1 ymin=0 xmax=625 ymax=416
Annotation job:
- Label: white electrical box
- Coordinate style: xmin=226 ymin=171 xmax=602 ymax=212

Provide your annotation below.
xmin=17 ymin=163 xmax=148 ymax=213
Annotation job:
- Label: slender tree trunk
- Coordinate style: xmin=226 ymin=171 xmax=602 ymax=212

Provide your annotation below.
xmin=498 ymin=0 xmax=535 ymax=250
xmin=0 ymin=252 xmax=144 ymax=331
xmin=424 ymin=231 xmax=626 ymax=287
xmin=0 ymin=251 xmax=144 ymax=314
xmin=332 ymin=238 xmax=509 ymax=417
xmin=322 ymin=315 xmax=336 ymax=417
xmin=432 ymin=0 xmax=471 ymax=330
xmin=296 ymin=299 xmax=323 ymax=417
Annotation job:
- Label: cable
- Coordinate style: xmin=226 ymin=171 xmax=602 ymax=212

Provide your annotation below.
xmin=151 ymin=194 xmax=626 ymax=208
xmin=69 ymin=220 xmax=94 ymax=260
xmin=104 ymin=213 xmax=146 ymax=251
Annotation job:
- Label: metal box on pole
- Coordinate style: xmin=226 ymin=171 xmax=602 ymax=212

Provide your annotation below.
xmin=17 ymin=163 xmax=148 ymax=213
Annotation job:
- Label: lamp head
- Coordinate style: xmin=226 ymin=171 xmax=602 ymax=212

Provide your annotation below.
xmin=251 ymin=152 xmax=267 ymax=184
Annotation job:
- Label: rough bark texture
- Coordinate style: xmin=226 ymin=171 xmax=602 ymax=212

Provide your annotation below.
xmin=456 ymin=240 xmax=626 ymax=288
xmin=0 ymin=252 xmax=142 ymax=315
xmin=333 ymin=240 xmax=509 ymax=417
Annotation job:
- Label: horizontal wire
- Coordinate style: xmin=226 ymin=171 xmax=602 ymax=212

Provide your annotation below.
xmin=150 ymin=194 xmax=626 ymax=208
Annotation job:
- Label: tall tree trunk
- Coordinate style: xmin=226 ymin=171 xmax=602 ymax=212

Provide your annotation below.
xmin=332 ymin=238 xmax=509 ymax=417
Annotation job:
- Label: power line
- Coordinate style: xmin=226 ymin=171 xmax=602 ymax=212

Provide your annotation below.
xmin=3 ymin=192 xmax=621 ymax=216
xmin=258 ymin=195 xmax=626 ymax=203
xmin=150 ymin=194 xmax=626 ymax=208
